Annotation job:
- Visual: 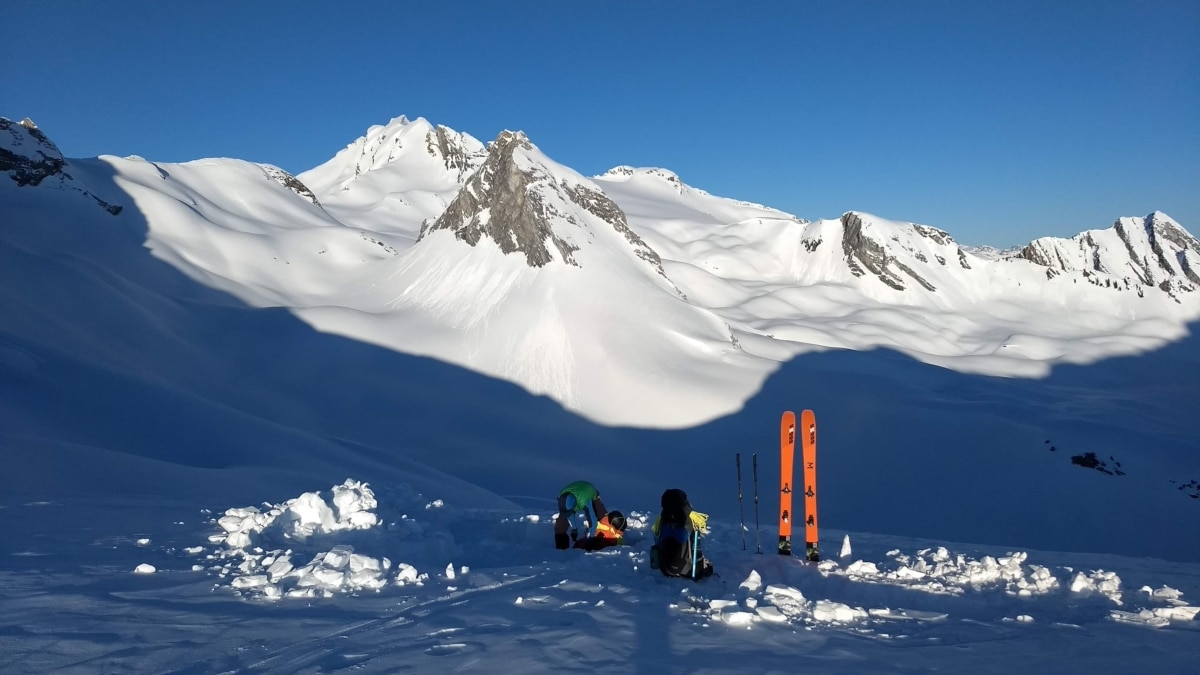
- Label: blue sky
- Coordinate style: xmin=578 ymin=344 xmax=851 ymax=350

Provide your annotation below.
xmin=4 ymin=1 xmax=1197 ymax=247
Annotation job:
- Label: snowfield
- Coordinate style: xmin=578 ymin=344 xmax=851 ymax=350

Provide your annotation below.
xmin=3 ymin=479 xmax=1198 ymax=673
xmin=3 ymin=113 xmax=1199 ymax=672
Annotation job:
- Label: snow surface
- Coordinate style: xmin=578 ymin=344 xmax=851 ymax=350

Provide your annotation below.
xmin=2 ymin=115 xmax=1200 ymax=672
xmin=3 ymin=479 xmax=1199 ymax=673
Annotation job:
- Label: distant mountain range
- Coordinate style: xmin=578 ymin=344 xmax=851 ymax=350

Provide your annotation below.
xmin=3 ymin=114 xmax=1198 ymax=426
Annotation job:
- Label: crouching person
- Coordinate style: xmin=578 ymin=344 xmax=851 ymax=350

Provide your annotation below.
xmin=651 ymin=488 xmax=714 ymax=579
xmin=554 ymin=480 xmax=625 ymax=550
xmin=575 ymin=510 xmax=627 ymax=551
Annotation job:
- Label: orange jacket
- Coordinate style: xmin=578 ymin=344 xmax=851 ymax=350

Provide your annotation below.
xmin=574 ymin=517 xmax=624 ymax=550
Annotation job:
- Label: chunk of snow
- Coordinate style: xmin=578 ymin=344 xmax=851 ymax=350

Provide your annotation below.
xmin=739 ymin=570 xmax=763 ymax=592
xmin=721 ymin=611 xmax=757 ymax=626
xmin=755 ymin=606 xmax=788 ymax=623
xmin=812 ymin=600 xmax=867 ymax=623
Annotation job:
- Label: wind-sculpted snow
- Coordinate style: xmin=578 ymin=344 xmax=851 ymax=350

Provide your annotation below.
xmin=9 ymin=115 xmax=1198 ymax=427
xmin=6 ymin=479 xmax=1191 ymax=672
xmin=197 ymin=480 xmax=1199 ymax=632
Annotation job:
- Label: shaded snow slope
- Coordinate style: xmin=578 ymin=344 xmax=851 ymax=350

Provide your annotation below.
xmin=10 ymin=116 xmax=1198 ymax=427
xmin=2 ymin=479 xmax=1197 ymax=674
xmin=3 ymin=116 xmax=1199 ymax=567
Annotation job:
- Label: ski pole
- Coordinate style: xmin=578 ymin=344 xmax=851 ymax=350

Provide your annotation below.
xmin=737 ymin=453 xmax=746 ymax=550
xmin=691 ymin=530 xmax=699 ymax=580
xmin=753 ymin=452 xmax=762 ymax=554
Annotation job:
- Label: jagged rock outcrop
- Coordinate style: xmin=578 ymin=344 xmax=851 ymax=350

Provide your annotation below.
xmin=261 ymin=165 xmax=321 ymax=206
xmin=840 ymin=212 xmax=939 ymax=292
xmin=420 ymin=131 xmax=578 ymax=267
xmin=0 ymin=117 xmax=122 ymax=215
xmin=428 ymin=124 xmax=481 ymax=175
xmin=1 ymin=117 xmax=67 ymax=187
xmin=564 ymin=182 xmax=667 ymax=275
xmin=420 ymin=130 xmax=668 ymax=277
xmin=1015 ymin=212 xmax=1199 ymax=299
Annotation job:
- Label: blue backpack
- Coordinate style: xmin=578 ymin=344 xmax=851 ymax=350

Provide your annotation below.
xmin=654 ymin=489 xmax=714 ymax=579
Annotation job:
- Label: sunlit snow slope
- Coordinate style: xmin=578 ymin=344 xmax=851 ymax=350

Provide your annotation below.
xmin=16 ymin=115 xmax=1194 ymax=428
xmin=3 ymin=114 xmax=1200 ymax=564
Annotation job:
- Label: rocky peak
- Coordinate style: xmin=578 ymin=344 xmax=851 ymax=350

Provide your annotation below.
xmin=299 ymin=116 xmax=486 ymax=196
xmin=1 ymin=116 xmax=67 ymax=187
xmin=1015 ymin=212 xmax=1199 ymax=298
xmin=348 ymin=116 xmax=485 ymax=180
xmin=839 ymin=212 xmax=962 ymax=292
xmin=426 ymin=124 xmax=485 ymax=176
xmin=418 ymin=131 xmax=578 ymax=267
xmin=0 ymin=117 xmax=121 ymax=215
xmin=419 ymin=131 xmax=668 ymax=277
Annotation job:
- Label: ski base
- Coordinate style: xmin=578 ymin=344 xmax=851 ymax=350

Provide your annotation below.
xmin=778 ymin=536 xmax=792 ymax=556
xmin=805 ymin=542 xmax=820 ymax=562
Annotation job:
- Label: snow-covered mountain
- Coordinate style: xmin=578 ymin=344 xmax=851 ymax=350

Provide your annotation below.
xmin=597 ymin=169 xmax=1200 ymax=379
xmin=3 ymin=114 xmax=1199 ymax=568
xmin=11 ymin=112 xmax=1187 ymax=428
xmin=297 ymin=115 xmax=488 ymax=241
xmin=1 ymin=117 xmax=122 ymax=215
xmin=5 ymin=112 xmax=1200 ymax=425
xmin=1018 ymin=212 xmax=1200 ymax=297
xmin=359 ymin=129 xmax=756 ymax=424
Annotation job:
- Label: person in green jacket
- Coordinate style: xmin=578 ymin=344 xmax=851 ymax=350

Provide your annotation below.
xmin=555 ymin=480 xmax=625 ymax=550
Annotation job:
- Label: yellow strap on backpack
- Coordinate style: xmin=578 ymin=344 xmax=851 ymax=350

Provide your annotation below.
xmin=652 ymin=510 xmax=709 ymax=535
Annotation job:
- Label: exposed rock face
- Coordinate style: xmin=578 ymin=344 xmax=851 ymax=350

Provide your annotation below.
xmin=1015 ymin=212 xmax=1199 ymax=299
xmin=564 ymin=182 xmax=666 ymax=275
xmin=0 ymin=117 xmax=122 ymax=215
xmin=420 ymin=131 xmax=578 ymax=267
xmin=840 ymin=212 xmax=939 ymax=292
xmin=261 ymin=165 xmax=321 ymax=206
xmin=1128 ymin=215 xmax=1200 ymax=288
xmin=420 ymin=130 xmax=668 ymax=277
xmin=301 ymin=116 xmax=487 ymax=195
xmin=428 ymin=125 xmax=481 ymax=175
xmin=1 ymin=118 xmax=67 ymax=187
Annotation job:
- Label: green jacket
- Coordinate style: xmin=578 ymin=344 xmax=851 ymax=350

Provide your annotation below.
xmin=559 ymin=480 xmax=599 ymax=508
xmin=559 ymin=481 xmax=603 ymax=537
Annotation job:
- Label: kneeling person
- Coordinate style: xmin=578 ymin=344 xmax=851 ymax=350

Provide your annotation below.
xmin=554 ymin=480 xmax=626 ymax=550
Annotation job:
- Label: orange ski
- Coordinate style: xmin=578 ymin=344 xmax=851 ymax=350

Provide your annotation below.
xmin=801 ymin=409 xmax=819 ymax=561
xmin=779 ymin=410 xmax=795 ymax=555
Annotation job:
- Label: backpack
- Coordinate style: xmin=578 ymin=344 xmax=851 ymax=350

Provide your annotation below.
xmin=653 ymin=488 xmax=714 ymax=580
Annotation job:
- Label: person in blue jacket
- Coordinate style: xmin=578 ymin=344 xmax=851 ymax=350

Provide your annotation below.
xmin=555 ymin=480 xmax=624 ymax=549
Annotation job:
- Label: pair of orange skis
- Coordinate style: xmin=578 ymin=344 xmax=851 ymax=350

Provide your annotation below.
xmin=779 ymin=410 xmax=818 ymax=561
